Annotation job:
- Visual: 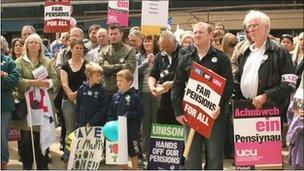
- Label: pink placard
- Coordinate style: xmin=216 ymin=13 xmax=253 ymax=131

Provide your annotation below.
xmin=107 ymin=11 xmax=128 ymax=27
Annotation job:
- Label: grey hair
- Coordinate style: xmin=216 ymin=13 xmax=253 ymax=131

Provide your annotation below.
xmin=244 ymin=10 xmax=270 ymax=33
xmin=159 ymin=30 xmax=176 ymax=43
xmin=128 ymin=30 xmax=142 ymax=38
xmin=24 ymin=33 xmax=45 ymax=59
xmin=0 ymin=35 xmax=9 ymax=54
xmin=97 ymin=28 xmax=108 ymax=35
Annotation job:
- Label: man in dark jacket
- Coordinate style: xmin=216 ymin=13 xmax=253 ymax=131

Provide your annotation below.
xmin=148 ymin=31 xmax=182 ymax=124
xmin=171 ymin=22 xmax=234 ymax=169
xmin=234 ymin=10 xmax=296 ymax=108
xmin=1 ymin=49 xmax=20 ymax=169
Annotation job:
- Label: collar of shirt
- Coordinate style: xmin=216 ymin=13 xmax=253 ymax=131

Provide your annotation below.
xmin=249 ymin=41 xmax=267 ymax=55
xmin=195 ymin=46 xmax=216 ymax=61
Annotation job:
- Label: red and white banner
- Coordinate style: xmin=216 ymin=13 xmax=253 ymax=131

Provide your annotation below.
xmin=233 ymin=100 xmax=282 ymax=169
xmin=44 ymin=0 xmax=70 ymax=33
xmin=107 ymin=0 xmax=129 ymax=27
xmin=25 ymin=87 xmax=56 ymax=155
xmin=182 ymin=62 xmax=226 ymax=138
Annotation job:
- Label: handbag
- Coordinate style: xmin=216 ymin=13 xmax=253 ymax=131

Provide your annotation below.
xmin=12 ymin=99 xmax=27 ymax=120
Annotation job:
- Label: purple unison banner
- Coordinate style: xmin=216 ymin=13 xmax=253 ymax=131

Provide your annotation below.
xmin=147 ymin=123 xmax=184 ymax=170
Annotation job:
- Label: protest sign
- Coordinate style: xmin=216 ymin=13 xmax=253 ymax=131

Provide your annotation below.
xmin=233 ymin=100 xmax=282 ymax=169
xmin=141 ymin=1 xmax=169 ymax=35
xmin=147 ymin=123 xmax=184 ymax=170
xmin=105 ymin=116 xmax=128 ymax=165
xmin=44 ymin=0 xmax=70 ymax=33
xmin=67 ymin=126 xmax=105 ymax=170
xmin=182 ymin=62 xmax=226 ymax=138
xmin=107 ymin=0 xmax=129 ymax=27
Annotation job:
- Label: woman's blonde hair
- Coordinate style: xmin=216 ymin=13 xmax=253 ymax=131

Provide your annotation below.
xmin=292 ymin=32 xmax=304 ymax=62
xmin=23 ymin=33 xmax=45 ymax=59
xmin=85 ymin=62 xmax=103 ymax=78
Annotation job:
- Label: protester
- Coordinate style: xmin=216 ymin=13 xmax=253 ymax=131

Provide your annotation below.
xmin=291 ymin=32 xmax=303 ymax=89
xmin=54 ymin=27 xmax=88 ymax=154
xmin=1 ymin=36 xmax=20 ymax=170
xmin=13 ymin=33 xmax=59 ymax=169
xmin=171 ymin=21 xmax=234 ymax=169
xmin=85 ymin=24 xmax=101 ymax=51
xmin=212 ymin=22 xmax=226 ymax=50
xmin=85 ymin=28 xmax=109 ymax=63
xmin=281 ymin=34 xmax=294 ymax=53
xmin=128 ymin=29 xmax=142 ymax=52
xmin=10 ymin=38 xmax=24 ymax=60
xmin=286 ymin=72 xmax=304 ymax=170
xmin=107 ymin=69 xmax=145 ymax=169
xmin=221 ymin=33 xmax=238 ymax=58
xmin=148 ymin=31 xmax=182 ymax=124
xmin=137 ymin=34 xmax=159 ymax=157
xmin=75 ymin=62 xmax=108 ymax=128
xmin=230 ymin=25 xmax=253 ymax=77
xmin=60 ymin=39 xmax=87 ymax=162
xmin=50 ymin=32 xmax=69 ymax=57
xmin=60 ymin=39 xmax=87 ymax=136
xmin=20 ymin=25 xmax=52 ymax=58
xmin=180 ymin=32 xmax=194 ymax=47
xmin=97 ymin=23 xmax=136 ymax=100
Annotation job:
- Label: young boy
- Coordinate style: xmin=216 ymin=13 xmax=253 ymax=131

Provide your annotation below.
xmin=76 ymin=62 xmax=108 ymax=127
xmin=107 ymin=69 xmax=145 ymax=169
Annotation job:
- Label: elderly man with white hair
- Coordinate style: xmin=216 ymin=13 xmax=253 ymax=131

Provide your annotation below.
xmin=235 ymin=10 xmax=296 ymax=110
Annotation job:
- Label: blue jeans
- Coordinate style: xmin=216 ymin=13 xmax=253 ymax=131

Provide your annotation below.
xmin=62 ymin=100 xmax=76 ymax=135
xmin=183 ymin=110 xmax=226 ymax=170
xmin=1 ymin=111 xmax=12 ymax=163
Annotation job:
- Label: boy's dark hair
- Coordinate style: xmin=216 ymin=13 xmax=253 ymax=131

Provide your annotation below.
xmin=117 ymin=69 xmax=133 ymax=82
xmin=108 ymin=23 xmax=123 ymax=33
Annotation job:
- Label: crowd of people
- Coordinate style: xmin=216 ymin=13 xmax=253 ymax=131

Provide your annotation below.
xmin=1 ymin=9 xmax=303 ymax=170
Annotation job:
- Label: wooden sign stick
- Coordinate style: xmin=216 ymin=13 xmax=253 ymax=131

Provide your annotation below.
xmin=180 ymin=128 xmax=195 ymax=166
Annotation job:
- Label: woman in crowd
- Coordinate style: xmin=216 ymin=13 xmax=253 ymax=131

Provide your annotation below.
xmin=281 ymin=34 xmax=294 ymax=53
xmin=13 ymin=33 xmax=59 ymax=169
xmin=221 ymin=33 xmax=238 ymax=58
xmin=180 ymin=32 xmax=194 ymax=47
xmin=60 ymin=39 xmax=87 ymax=138
xmin=221 ymin=32 xmax=238 ymax=159
xmin=1 ymin=36 xmax=20 ymax=170
xmin=10 ymin=38 xmax=25 ymax=60
xmin=292 ymin=32 xmax=304 ymax=89
xmin=137 ymin=34 xmax=159 ymax=159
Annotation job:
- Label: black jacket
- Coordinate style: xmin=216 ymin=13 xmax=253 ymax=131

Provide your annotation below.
xmin=235 ymin=38 xmax=296 ymax=103
xmin=76 ymin=82 xmax=108 ymax=127
xmin=171 ymin=45 xmax=234 ymax=117
xmin=107 ymin=87 xmax=144 ymax=139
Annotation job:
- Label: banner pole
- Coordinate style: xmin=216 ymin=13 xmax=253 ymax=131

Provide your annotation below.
xmin=29 ymin=114 xmax=37 ymax=170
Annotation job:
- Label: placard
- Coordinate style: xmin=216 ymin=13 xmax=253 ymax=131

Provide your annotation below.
xmin=233 ymin=100 xmax=282 ymax=169
xmin=44 ymin=0 xmax=71 ymax=33
xmin=107 ymin=0 xmax=129 ymax=27
xmin=147 ymin=123 xmax=184 ymax=170
xmin=182 ymin=62 xmax=226 ymax=138
xmin=141 ymin=1 xmax=169 ymax=35
xmin=67 ymin=126 xmax=105 ymax=170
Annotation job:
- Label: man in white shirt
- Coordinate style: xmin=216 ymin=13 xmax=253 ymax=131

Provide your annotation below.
xmin=235 ymin=10 xmax=296 ymax=109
